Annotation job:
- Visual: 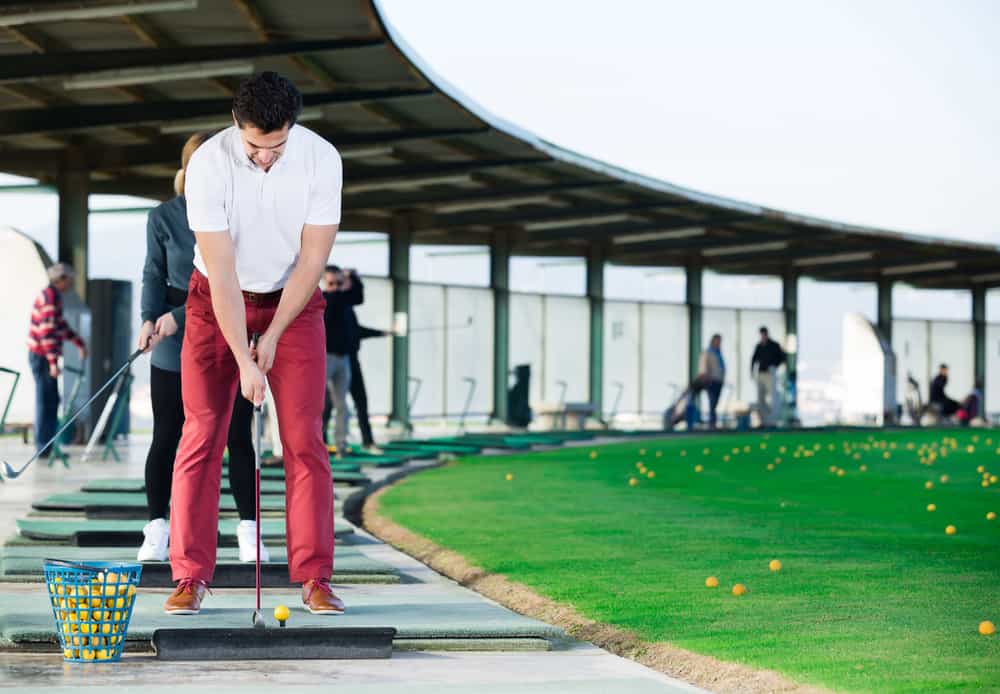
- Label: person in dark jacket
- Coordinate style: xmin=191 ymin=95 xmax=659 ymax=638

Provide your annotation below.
xmin=929 ymin=364 xmax=960 ymax=417
xmin=322 ymin=266 xmax=362 ymax=456
xmin=750 ymin=326 xmax=786 ymax=427
xmin=135 ymin=132 xmax=264 ymax=564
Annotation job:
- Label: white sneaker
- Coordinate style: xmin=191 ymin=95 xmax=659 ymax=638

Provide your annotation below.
xmin=137 ymin=518 xmax=169 ymax=562
xmin=237 ymin=520 xmax=271 ymax=563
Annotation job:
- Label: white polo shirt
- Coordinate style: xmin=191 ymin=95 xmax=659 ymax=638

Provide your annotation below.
xmin=186 ymin=124 xmax=342 ymax=292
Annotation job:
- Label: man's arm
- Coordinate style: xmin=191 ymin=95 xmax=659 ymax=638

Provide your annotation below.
xmin=195 ymin=231 xmax=260 ymax=399
xmin=256 ymin=223 xmax=338 ymax=372
xmin=750 ymin=345 xmax=760 ymax=375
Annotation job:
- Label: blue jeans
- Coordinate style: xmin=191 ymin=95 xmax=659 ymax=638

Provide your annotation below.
xmin=29 ymin=352 xmax=60 ymax=456
xmin=706 ymin=381 xmax=723 ymax=428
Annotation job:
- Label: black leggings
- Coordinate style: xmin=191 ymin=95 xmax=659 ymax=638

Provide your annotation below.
xmin=321 ymin=352 xmax=375 ymax=446
xmin=145 ymin=365 xmax=255 ymax=520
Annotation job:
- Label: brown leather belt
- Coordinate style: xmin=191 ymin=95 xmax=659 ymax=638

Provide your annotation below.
xmin=242 ymin=288 xmax=283 ymax=305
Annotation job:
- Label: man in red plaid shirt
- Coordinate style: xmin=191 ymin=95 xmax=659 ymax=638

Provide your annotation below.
xmin=26 ymin=263 xmax=87 ymax=458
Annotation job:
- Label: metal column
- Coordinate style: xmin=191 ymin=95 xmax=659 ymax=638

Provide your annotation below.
xmin=877 ymin=278 xmax=893 ymax=345
xmin=782 ymin=271 xmax=799 ymax=369
xmin=388 ymin=216 xmax=411 ymax=429
xmin=57 ymin=148 xmax=89 ymax=300
xmin=973 ymin=285 xmax=986 ymax=413
xmin=686 ymin=263 xmax=703 ymax=383
xmin=490 ymin=229 xmax=510 ymax=424
xmin=587 ymin=245 xmax=604 ymax=415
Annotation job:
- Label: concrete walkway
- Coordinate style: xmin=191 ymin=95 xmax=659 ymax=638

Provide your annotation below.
xmin=0 ymin=433 xmax=705 ymax=693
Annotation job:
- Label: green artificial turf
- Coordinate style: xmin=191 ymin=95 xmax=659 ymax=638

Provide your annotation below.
xmin=379 ymin=429 xmax=1000 ymax=692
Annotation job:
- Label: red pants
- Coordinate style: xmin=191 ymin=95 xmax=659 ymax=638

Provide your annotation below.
xmin=169 ymin=270 xmax=333 ymax=584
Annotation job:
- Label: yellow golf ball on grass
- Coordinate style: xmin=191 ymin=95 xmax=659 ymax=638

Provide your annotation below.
xmin=274 ymin=604 xmax=290 ymax=627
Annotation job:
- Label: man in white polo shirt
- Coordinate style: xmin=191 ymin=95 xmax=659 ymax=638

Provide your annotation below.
xmin=164 ymin=72 xmax=343 ymax=616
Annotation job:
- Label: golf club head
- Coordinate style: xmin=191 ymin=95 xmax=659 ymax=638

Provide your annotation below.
xmin=252 ymin=609 xmax=266 ymax=628
xmin=1 ymin=460 xmax=20 ymax=480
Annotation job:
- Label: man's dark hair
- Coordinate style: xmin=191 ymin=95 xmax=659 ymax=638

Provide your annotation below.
xmin=940 ymin=363 xmax=949 ymax=370
xmin=325 ymin=265 xmax=341 ymax=274
xmin=759 ymin=326 xmax=769 ymax=335
xmin=232 ymin=72 xmax=302 ymax=133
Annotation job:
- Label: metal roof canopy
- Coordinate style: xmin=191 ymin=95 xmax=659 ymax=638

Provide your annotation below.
xmin=0 ymin=0 xmax=996 ymax=290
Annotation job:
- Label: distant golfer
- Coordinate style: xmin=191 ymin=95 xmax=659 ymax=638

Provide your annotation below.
xmin=750 ymin=326 xmax=785 ymax=427
xmin=165 ymin=72 xmax=343 ymax=616
xmin=26 ymin=263 xmax=86 ymax=458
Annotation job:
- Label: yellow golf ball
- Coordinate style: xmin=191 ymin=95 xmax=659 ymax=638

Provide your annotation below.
xmin=694 ymin=464 xmax=704 ymax=473
xmin=628 ymin=477 xmax=638 ymax=487
xmin=705 ymin=576 xmax=719 ymax=588
xmin=505 ymin=473 xmax=513 ymax=481
xmin=987 ymin=511 xmax=996 ymax=521
xmin=732 ymin=583 xmax=748 ymax=596
xmin=980 ymin=621 xmax=995 ymax=636
xmin=926 ymin=504 xmax=936 ymax=512
xmin=769 ymin=559 xmax=782 ymax=572
xmin=945 ymin=525 xmax=957 ymax=536
xmin=273 ymin=604 xmax=290 ymax=623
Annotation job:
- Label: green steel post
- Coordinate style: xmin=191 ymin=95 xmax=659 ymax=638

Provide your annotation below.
xmin=588 ymin=245 xmax=605 ymax=417
xmin=877 ymin=278 xmax=893 ymax=345
xmin=389 ymin=217 xmax=411 ymax=430
xmin=973 ymin=285 xmax=986 ymax=413
xmin=491 ymin=230 xmax=511 ymax=424
xmin=57 ymin=149 xmax=90 ymax=300
xmin=686 ymin=264 xmax=703 ymax=383
xmin=782 ymin=271 xmax=799 ymax=425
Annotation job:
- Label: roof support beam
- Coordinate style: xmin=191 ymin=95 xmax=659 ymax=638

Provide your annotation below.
xmin=0 ymin=38 xmax=384 ymax=84
xmin=0 ymin=88 xmax=432 ymax=136
xmin=346 ymin=180 xmax=615 ymax=213
xmin=430 ymin=200 xmax=682 ymax=232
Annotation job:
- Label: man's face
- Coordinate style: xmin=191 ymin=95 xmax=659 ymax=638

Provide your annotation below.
xmin=53 ymin=276 xmax=72 ymax=292
xmin=759 ymin=331 xmax=768 ymax=344
xmin=235 ymin=116 xmax=289 ymax=171
xmin=941 ymin=367 xmax=949 ymax=379
xmin=323 ymin=271 xmax=342 ymax=291
xmin=711 ymin=336 xmax=721 ymax=350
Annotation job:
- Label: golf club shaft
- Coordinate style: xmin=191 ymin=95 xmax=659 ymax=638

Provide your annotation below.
xmin=4 ymin=348 xmax=143 ymax=478
xmin=407 ymin=317 xmax=474 ymax=333
xmin=251 ymin=332 xmax=262 ymax=617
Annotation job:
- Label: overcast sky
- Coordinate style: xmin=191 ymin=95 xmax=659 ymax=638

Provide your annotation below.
xmin=380 ymin=0 xmax=999 ymax=243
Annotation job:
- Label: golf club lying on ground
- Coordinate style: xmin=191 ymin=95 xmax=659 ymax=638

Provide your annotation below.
xmin=1 ymin=348 xmax=144 ymax=480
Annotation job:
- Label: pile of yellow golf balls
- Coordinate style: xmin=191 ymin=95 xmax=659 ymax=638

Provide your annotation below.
xmin=49 ymin=572 xmax=137 ymax=661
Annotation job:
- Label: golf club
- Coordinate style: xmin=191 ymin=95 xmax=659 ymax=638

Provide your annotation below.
xmin=1 ymin=348 xmax=144 ymax=480
xmin=405 ymin=315 xmax=474 ymax=334
xmin=251 ymin=332 xmax=265 ymax=629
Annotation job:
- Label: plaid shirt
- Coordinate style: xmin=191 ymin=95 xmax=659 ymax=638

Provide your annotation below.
xmin=26 ymin=284 xmax=84 ymax=366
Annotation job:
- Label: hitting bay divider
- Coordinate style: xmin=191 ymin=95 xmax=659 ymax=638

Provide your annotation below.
xmin=0 ymin=545 xmax=398 ymax=586
xmin=82 ymin=477 xmax=295 ymax=495
xmin=14 ymin=518 xmax=355 ymax=546
xmin=32 ymin=492 xmax=292 ymax=517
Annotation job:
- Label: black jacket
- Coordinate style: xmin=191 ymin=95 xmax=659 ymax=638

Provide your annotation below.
xmin=751 ymin=338 xmax=786 ymax=373
xmin=929 ymin=374 xmax=950 ymax=404
xmin=323 ymin=273 xmax=363 ymax=355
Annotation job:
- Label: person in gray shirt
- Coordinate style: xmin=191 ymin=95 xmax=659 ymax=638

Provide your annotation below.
xmin=137 ymin=133 xmax=266 ymax=564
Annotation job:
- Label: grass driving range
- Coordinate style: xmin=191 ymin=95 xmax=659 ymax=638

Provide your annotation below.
xmin=378 ymin=429 xmax=1000 ymax=692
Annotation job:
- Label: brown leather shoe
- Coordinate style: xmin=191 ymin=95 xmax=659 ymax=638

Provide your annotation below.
xmin=164 ymin=578 xmax=208 ymax=615
xmin=302 ymin=578 xmax=344 ymax=615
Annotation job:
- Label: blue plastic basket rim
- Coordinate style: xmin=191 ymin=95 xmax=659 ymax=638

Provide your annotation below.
xmin=43 ymin=559 xmax=143 ymax=574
